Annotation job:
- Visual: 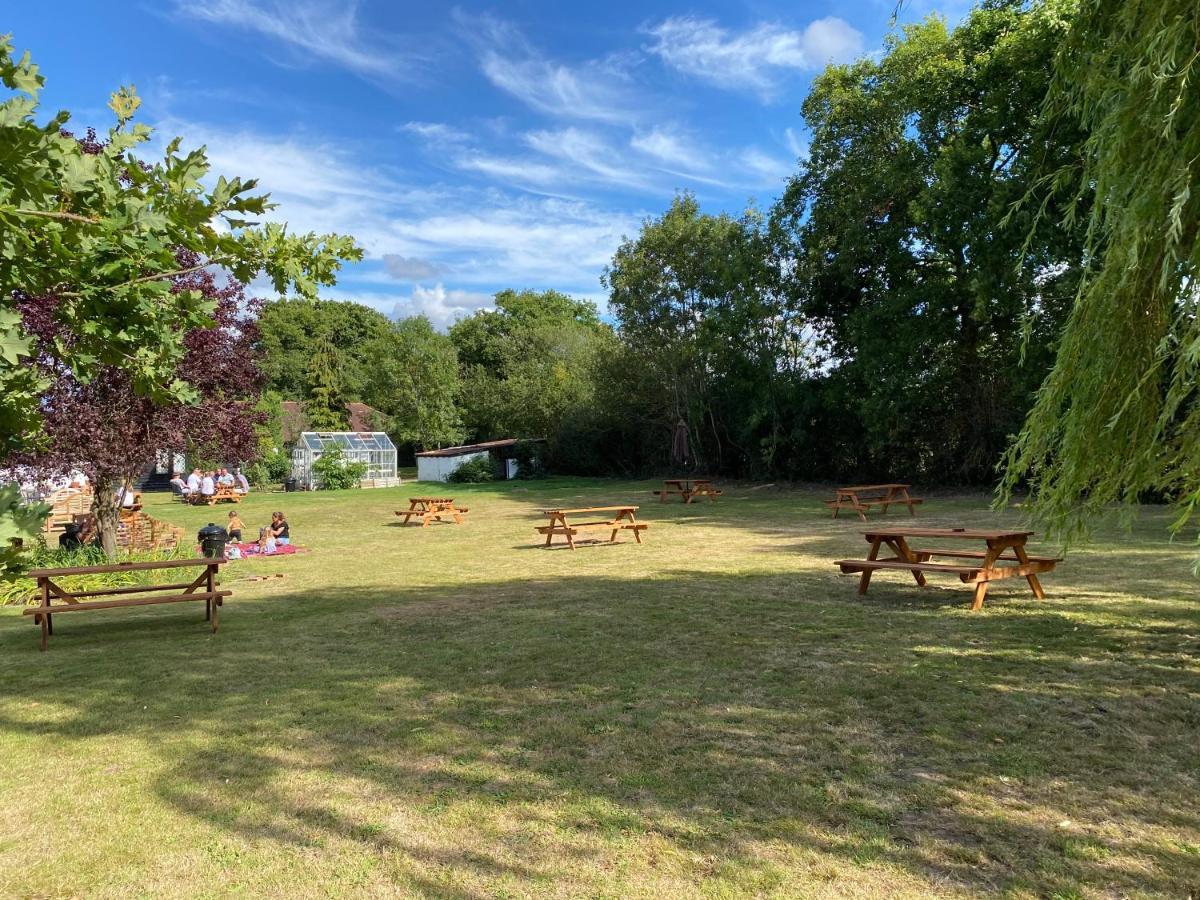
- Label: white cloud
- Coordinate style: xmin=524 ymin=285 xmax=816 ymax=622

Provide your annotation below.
xmin=630 ymin=127 xmax=710 ymax=172
xmin=738 ymin=147 xmax=793 ymax=185
xmin=176 ymin=0 xmax=418 ymax=80
xmin=151 ymin=117 xmax=642 ymax=304
xmin=644 ymin=16 xmax=864 ymax=96
xmin=400 ymin=121 xmax=471 ymax=144
xmin=783 ymin=127 xmax=808 ymax=160
xmin=524 ymin=128 xmax=653 ymax=190
xmin=394 ymin=284 xmax=492 ymax=328
xmin=465 ymin=13 xmax=640 ymax=123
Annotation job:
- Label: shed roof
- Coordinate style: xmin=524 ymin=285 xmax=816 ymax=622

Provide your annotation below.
xmin=415 ymin=438 xmax=541 ymax=458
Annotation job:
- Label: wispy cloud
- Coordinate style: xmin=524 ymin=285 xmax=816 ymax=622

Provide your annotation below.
xmin=464 ymin=13 xmax=641 ymax=123
xmin=644 ymin=16 xmax=864 ymax=97
xmin=176 ymin=0 xmax=419 ymax=80
xmin=153 ymin=117 xmax=642 ymax=322
xmin=630 ymin=126 xmax=710 ymax=173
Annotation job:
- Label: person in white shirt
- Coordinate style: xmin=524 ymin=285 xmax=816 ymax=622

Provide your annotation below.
xmin=217 ymin=468 xmax=235 ymax=487
xmin=170 ymin=475 xmax=189 ymax=496
xmin=186 ymin=469 xmax=201 ymax=494
xmin=234 ymin=469 xmax=250 ymax=494
xmin=116 ymin=485 xmax=136 ymax=508
xmin=200 ymin=473 xmax=215 ymax=497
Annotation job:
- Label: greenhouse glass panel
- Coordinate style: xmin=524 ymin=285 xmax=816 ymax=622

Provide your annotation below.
xmin=290 ymin=431 xmax=398 ymax=488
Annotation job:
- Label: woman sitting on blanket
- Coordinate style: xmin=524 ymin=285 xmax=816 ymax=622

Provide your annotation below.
xmin=269 ymin=511 xmax=290 ymax=546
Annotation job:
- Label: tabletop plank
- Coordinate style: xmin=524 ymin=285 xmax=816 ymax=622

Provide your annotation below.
xmin=27 ymin=558 xmax=222 ymax=578
xmin=538 ymin=506 xmax=638 ymax=515
xmin=862 ymin=527 xmax=1032 ymax=540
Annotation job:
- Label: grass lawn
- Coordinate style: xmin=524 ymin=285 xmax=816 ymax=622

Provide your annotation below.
xmin=1 ymin=479 xmax=1197 ymax=897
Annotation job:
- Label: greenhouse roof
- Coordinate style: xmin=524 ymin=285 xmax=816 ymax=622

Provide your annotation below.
xmin=298 ymin=432 xmax=395 ymax=451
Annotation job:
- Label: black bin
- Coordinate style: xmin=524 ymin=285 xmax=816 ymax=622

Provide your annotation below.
xmin=284 ymin=477 xmax=297 ymax=493
xmin=197 ymin=523 xmax=229 ymax=559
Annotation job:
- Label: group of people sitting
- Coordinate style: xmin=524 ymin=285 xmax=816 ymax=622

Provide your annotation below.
xmin=170 ymin=467 xmax=249 ymax=501
xmin=221 ymin=510 xmax=291 ymax=557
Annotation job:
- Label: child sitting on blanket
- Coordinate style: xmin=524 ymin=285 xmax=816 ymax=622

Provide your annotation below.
xmin=226 ymin=510 xmax=244 ymax=542
xmin=257 ymin=527 xmax=277 ymax=554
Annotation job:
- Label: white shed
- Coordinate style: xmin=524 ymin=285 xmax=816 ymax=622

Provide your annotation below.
xmin=415 ymin=439 xmax=526 ymax=483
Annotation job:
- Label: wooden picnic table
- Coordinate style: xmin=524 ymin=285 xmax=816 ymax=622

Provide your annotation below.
xmin=655 ymin=479 xmax=724 ymax=504
xmin=191 ymin=484 xmax=241 ymax=507
xmin=396 ymin=497 xmax=469 ymax=527
xmin=22 ymin=557 xmax=229 ymax=650
xmin=834 ymin=527 xmax=1060 ymax=610
xmin=536 ymin=506 xmax=648 ymax=550
xmin=825 ymin=483 xmax=923 ymax=520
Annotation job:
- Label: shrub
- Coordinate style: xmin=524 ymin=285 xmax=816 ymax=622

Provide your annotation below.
xmin=447 ymin=456 xmax=495 ymax=483
xmin=511 ymin=442 xmax=547 ymax=479
xmin=0 ymin=544 xmax=192 ymax=606
xmin=311 ymin=445 xmax=367 ymax=490
xmin=246 ymin=447 xmax=291 ymax=488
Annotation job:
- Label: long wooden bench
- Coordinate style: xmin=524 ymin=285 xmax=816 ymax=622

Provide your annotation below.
xmin=536 ymin=506 xmax=648 ymax=550
xmin=21 ymin=558 xmax=229 ymax=650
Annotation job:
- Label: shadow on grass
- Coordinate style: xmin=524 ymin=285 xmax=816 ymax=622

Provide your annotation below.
xmin=1 ymin=570 xmax=1198 ymax=895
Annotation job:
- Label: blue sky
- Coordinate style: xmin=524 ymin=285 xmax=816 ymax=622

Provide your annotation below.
xmin=8 ymin=0 xmax=968 ymax=327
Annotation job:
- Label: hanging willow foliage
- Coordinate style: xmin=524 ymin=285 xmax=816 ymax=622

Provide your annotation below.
xmin=1000 ymin=0 xmax=1200 ymax=544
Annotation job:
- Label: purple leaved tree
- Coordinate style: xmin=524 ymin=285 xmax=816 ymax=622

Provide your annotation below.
xmin=7 ymin=251 xmax=266 ymax=556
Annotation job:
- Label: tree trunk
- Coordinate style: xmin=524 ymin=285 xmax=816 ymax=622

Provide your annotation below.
xmin=94 ymin=479 xmax=121 ymax=559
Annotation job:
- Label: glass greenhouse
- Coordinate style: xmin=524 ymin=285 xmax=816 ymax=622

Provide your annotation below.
xmin=291 ymin=432 xmax=397 ymax=489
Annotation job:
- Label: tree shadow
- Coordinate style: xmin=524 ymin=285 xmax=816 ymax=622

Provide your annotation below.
xmin=1 ymin=568 xmax=1198 ymax=895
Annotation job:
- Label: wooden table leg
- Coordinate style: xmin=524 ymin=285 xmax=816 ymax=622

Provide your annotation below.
xmin=858 ymin=537 xmax=882 ymax=594
xmin=629 ymin=513 xmax=642 ymax=543
xmin=206 ymin=565 xmax=217 ymax=629
xmin=889 ymin=536 xmax=927 ymax=587
xmin=971 ymin=542 xmax=1005 ymax=610
xmin=971 ymin=581 xmax=990 ymax=611
xmin=1012 ymin=542 xmax=1046 ymax=599
xmin=37 ymin=578 xmax=50 ymax=651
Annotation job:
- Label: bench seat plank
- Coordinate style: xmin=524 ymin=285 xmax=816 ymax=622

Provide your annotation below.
xmin=835 ymin=559 xmax=980 ymax=575
xmin=912 ymin=548 xmax=1060 ymax=563
xmin=25 ymin=590 xmax=230 ymax=614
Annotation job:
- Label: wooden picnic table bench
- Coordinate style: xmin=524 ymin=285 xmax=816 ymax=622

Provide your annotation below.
xmin=825 ymin=483 xmax=923 ymax=520
xmin=22 ymin=558 xmax=229 ymax=650
xmin=536 ymin=506 xmax=648 ymax=550
xmin=191 ymin=484 xmax=241 ymax=506
xmin=654 ymin=479 xmax=724 ymax=504
xmin=834 ymin=527 xmax=1060 ymax=610
xmin=396 ymin=497 xmax=469 ymax=527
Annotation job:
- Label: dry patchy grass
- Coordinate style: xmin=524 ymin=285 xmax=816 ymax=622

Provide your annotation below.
xmin=0 ymin=480 xmax=1197 ymax=897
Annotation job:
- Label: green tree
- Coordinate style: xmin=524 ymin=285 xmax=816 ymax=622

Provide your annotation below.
xmin=305 ymin=331 xmax=348 ymax=430
xmin=362 ymin=316 xmax=464 ymax=449
xmin=999 ymin=0 xmax=1200 ymax=544
xmin=257 ymin=298 xmax=393 ymax=401
xmin=605 ymin=194 xmax=807 ymax=474
xmin=450 ymin=290 xmax=616 ymax=448
xmin=0 ymin=35 xmax=359 ymax=575
xmin=772 ymin=0 xmax=1085 ymax=482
